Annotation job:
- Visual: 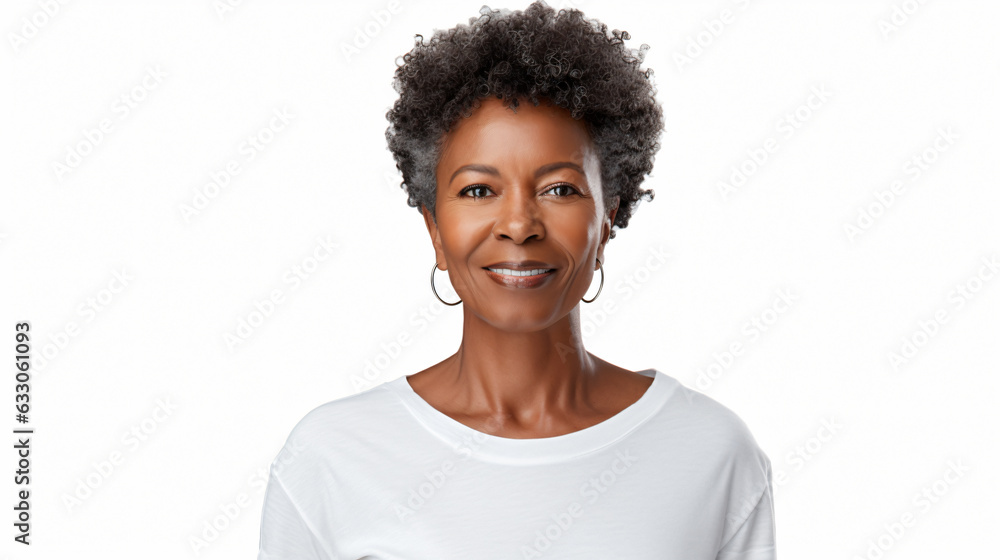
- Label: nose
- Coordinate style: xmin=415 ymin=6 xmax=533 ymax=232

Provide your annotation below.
xmin=492 ymin=185 xmax=545 ymax=244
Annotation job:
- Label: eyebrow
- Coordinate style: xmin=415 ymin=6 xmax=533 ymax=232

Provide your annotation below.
xmin=449 ymin=161 xmax=586 ymax=186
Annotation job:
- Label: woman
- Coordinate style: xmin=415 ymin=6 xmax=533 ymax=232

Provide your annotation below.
xmin=258 ymin=2 xmax=775 ymax=558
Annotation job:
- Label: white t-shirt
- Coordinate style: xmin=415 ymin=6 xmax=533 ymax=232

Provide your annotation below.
xmin=257 ymin=368 xmax=776 ymax=559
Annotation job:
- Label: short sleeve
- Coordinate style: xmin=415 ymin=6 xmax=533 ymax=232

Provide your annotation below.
xmin=715 ymin=469 xmax=776 ymax=560
xmin=257 ymin=472 xmax=333 ymax=560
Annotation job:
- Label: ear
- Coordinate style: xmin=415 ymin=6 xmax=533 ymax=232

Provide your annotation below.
xmin=596 ymin=196 xmax=619 ymax=268
xmin=422 ymin=205 xmax=448 ymax=270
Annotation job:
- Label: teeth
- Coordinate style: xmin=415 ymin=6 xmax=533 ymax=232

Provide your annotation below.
xmin=488 ymin=268 xmax=552 ymax=277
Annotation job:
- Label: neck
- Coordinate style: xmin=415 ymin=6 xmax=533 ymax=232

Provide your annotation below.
xmin=435 ymin=305 xmax=603 ymax=426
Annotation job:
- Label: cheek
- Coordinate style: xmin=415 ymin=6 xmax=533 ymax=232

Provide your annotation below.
xmin=437 ymin=214 xmax=486 ymax=260
xmin=548 ymin=210 xmax=602 ymax=249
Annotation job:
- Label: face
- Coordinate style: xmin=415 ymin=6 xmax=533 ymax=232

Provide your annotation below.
xmin=423 ymin=96 xmax=618 ymax=330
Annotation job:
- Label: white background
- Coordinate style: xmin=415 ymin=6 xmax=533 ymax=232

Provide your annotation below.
xmin=2 ymin=0 xmax=998 ymax=558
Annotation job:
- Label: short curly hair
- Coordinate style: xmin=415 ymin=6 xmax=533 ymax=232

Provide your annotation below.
xmin=384 ymin=0 xmax=664 ymax=239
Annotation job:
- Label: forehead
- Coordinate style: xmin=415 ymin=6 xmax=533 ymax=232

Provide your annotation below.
xmin=437 ymin=97 xmax=595 ymax=171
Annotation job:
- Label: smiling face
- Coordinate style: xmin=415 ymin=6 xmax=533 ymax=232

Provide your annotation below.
xmin=422 ymin=96 xmax=618 ymax=330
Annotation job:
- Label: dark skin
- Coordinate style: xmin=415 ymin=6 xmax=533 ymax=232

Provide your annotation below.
xmin=409 ymin=95 xmax=654 ymax=439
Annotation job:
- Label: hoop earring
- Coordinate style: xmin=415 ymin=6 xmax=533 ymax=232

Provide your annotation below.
xmin=582 ymin=259 xmax=604 ymax=303
xmin=430 ymin=262 xmax=462 ymax=306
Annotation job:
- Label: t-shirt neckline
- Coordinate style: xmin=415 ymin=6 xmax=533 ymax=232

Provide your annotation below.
xmin=384 ymin=368 xmax=675 ymax=465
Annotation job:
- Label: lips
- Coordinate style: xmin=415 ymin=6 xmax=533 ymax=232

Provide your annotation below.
xmin=482 ymin=261 xmax=557 ymax=289
xmin=482 ymin=260 xmax=557 ymax=271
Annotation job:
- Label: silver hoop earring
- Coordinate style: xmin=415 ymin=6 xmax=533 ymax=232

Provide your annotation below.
xmin=582 ymin=259 xmax=604 ymax=303
xmin=430 ymin=262 xmax=462 ymax=306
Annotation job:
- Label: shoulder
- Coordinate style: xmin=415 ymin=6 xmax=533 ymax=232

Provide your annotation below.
xmin=664 ymin=377 xmax=768 ymax=461
xmin=268 ymin=380 xmax=404 ymax=481
xmin=294 ymin=382 xmax=395 ymax=436
xmin=663 ymin=376 xmax=772 ymax=520
xmin=651 ymin=373 xmax=772 ymax=502
xmin=653 ymin=376 xmax=773 ymax=544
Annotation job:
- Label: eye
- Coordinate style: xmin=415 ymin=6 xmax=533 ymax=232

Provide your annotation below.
xmin=459 ymin=184 xmax=493 ymax=199
xmin=544 ymin=183 xmax=580 ymax=197
xmin=459 ymin=182 xmax=580 ymax=200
